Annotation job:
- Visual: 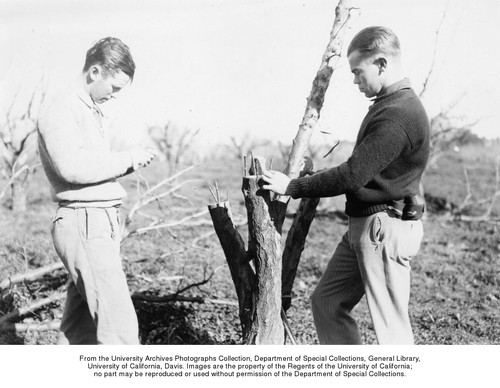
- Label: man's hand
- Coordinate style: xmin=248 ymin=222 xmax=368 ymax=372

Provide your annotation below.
xmin=261 ymin=169 xmax=291 ymax=195
xmin=130 ymin=147 xmax=158 ymax=170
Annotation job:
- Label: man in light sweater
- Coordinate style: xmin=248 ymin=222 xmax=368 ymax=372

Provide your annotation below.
xmin=262 ymin=27 xmax=430 ymax=344
xmin=38 ymin=37 xmax=156 ymax=344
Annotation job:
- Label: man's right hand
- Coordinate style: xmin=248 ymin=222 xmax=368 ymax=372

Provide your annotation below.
xmin=130 ymin=147 xmax=158 ymax=170
xmin=261 ymin=169 xmax=291 ymax=195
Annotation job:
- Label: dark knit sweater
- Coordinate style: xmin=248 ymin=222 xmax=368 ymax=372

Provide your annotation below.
xmin=285 ymin=79 xmax=430 ymax=217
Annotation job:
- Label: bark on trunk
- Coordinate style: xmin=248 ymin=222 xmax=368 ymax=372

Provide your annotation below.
xmin=281 ymin=197 xmax=320 ymax=312
xmin=276 ymin=0 xmax=354 ymax=209
xmin=208 ymin=201 xmax=256 ymax=341
xmin=242 ymin=173 xmax=284 ymax=344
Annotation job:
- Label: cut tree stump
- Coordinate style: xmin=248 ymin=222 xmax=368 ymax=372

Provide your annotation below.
xmin=242 ymin=157 xmax=284 ymax=344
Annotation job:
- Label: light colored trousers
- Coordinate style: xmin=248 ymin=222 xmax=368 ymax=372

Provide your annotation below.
xmin=311 ymin=211 xmax=423 ymax=344
xmin=51 ymin=206 xmax=139 ymax=345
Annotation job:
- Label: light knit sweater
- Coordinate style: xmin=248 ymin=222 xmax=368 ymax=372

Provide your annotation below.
xmin=37 ymin=85 xmax=134 ymax=207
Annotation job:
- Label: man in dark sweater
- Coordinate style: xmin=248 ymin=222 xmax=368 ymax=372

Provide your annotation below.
xmin=261 ymin=26 xmax=430 ymax=344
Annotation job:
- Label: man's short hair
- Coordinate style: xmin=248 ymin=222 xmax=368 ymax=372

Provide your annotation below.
xmin=347 ymin=26 xmax=400 ymax=58
xmin=83 ymin=37 xmax=136 ymax=81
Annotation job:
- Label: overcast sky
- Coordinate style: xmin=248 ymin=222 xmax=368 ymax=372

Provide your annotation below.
xmin=1 ymin=0 xmax=498 ymax=149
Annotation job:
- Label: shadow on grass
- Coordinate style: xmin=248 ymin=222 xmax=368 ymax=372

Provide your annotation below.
xmin=0 ymin=331 xmax=25 ymax=345
xmin=135 ymin=301 xmax=220 ymax=345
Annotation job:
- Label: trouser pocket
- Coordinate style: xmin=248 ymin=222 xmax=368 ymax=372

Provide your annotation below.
xmin=399 ymin=220 xmax=423 ymax=257
xmin=84 ymin=208 xmax=117 ymax=240
xmin=51 ymin=206 xmax=72 ymax=224
xmin=361 ymin=212 xmax=423 ymax=260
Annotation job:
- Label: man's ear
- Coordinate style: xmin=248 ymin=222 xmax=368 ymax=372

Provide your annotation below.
xmin=374 ymin=57 xmax=388 ymax=73
xmin=88 ymin=65 xmax=102 ymax=81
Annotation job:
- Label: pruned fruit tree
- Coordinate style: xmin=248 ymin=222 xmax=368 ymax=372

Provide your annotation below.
xmin=208 ymin=0 xmax=357 ymax=344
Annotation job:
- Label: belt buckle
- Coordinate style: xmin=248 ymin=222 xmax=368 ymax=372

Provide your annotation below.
xmin=388 ymin=201 xmax=404 ymax=219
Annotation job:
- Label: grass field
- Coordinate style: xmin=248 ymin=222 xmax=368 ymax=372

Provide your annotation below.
xmin=0 ymin=141 xmax=499 ymax=345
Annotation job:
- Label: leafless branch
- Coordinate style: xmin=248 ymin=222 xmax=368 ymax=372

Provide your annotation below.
xmin=456 ymin=157 xmax=500 ymax=221
xmin=130 ymin=179 xmax=200 ymax=217
xmin=148 ymin=123 xmax=200 ymax=173
xmin=5 ymin=84 xmax=23 ymax=122
xmin=131 ymin=293 xmax=238 ymax=306
xmin=0 ymin=320 xmax=61 ymax=333
xmin=322 ymin=140 xmax=340 ymax=158
xmin=0 ymin=162 xmax=41 ymax=201
xmin=174 ymin=265 xmax=221 ymax=296
xmin=0 ymin=76 xmax=46 ymax=210
xmin=228 ymin=134 xmax=268 ymax=160
xmin=419 ymin=2 xmax=449 ymax=98
xmin=122 ymin=165 xmax=197 ymax=236
xmin=132 ymin=264 xmax=223 ymax=305
xmin=124 ymin=208 xmax=209 ymax=238
xmin=131 ymin=293 xmax=205 ymax=304
xmin=147 ymin=165 xmax=195 ymax=194
xmin=0 ymin=262 xmax=65 ymax=291
xmin=0 ymin=291 xmax=66 ymax=326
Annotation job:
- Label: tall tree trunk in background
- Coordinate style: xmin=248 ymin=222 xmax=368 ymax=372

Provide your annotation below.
xmin=9 ymin=167 xmax=31 ymax=212
xmin=11 ymin=179 xmax=27 ymax=212
xmin=1 ymin=79 xmax=45 ymax=212
xmin=209 ymin=0 xmax=356 ymax=344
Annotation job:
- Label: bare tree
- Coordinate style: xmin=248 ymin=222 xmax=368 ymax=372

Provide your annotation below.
xmin=0 ymin=79 xmax=45 ymax=211
xmin=418 ymin=2 xmax=483 ymax=168
xmin=148 ymin=121 xmax=201 ymax=175
xmin=226 ymin=133 xmax=268 ymax=161
xmin=453 ymin=156 xmax=500 ymax=221
xmin=427 ymin=96 xmax=483 ymax=168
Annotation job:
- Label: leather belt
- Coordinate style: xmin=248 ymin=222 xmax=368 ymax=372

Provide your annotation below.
xmin=387 ymin=196 xmax=425 ymax=220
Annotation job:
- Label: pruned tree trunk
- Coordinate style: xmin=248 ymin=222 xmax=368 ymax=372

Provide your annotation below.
xmin=242 ymin=158 xmax=284 ymax=344
xmin=209 ymin=0 xmax=356 ymax=344
xmin=281 ymin=197 xmax=320 ymax=312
